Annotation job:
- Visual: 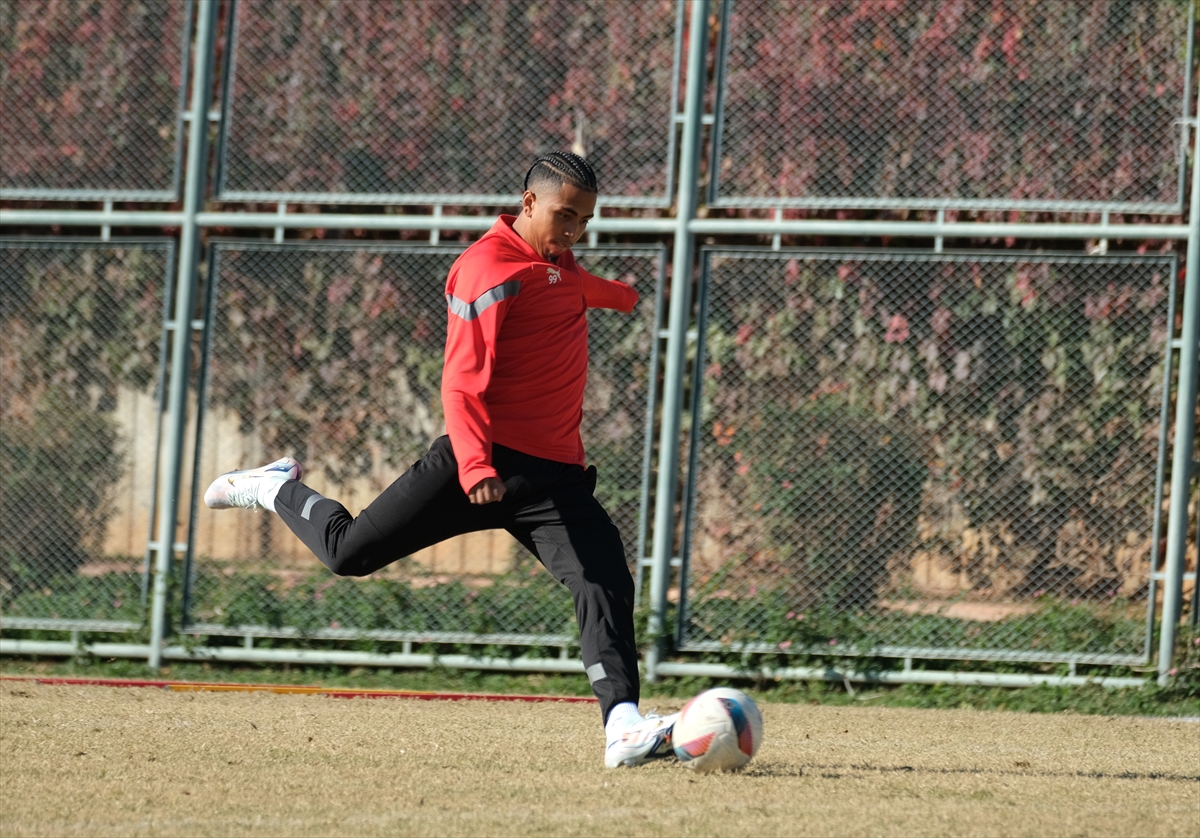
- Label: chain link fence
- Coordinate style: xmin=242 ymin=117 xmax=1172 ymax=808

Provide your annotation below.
xmin=0 ymin=0 xmax=1195 ymax=678
xmin=709 ymin=0 xmax=1193 ymax=211
xmin=0 ymin=239 xmax=174 ymax=632
xmin=679 ymin=249 xmax=1178 ymax=664
xmin=182 ymin=241 xmax=664 ymax=646
xmin=0 ymin=0 xmax=191 ymax=200
xmin=215 ymin=0 xmax=683 ymax=205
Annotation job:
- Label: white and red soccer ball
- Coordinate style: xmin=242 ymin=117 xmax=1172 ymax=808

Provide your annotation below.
xmin=672 ymin=687 xmax=763 ymax=772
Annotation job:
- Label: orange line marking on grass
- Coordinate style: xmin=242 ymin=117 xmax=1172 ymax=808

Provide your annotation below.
xmin=0 ymin=675 xmax=597 ymax=704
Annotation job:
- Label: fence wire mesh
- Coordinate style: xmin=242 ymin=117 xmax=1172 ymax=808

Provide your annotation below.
xmin=0 ymin=239 xmax=174 ymax=632
xmin=679 ymin=249 xmax=1177 ymax=664
xmin=709 ymin=0 xmax=1193 ymax=211
xmin=0 ymin=0 xmax=190 ymax=201
xmin=184 ymin=241 xmax=663 ymax=646
xmin=216 ymin=0 xmax=681 ymax=206
xmin=0 ymin=0 xmax=1195 ymax=680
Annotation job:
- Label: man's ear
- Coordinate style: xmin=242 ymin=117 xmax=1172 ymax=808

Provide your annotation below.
xmin=521 ymin=190 xmax=537 ymax=217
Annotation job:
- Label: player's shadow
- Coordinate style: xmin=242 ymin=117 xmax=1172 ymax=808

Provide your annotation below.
xmin=740 ymin=761 xmax=1200 ymax=784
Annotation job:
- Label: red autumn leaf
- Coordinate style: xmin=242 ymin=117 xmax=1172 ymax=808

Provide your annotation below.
xmin=884 ymin=314 xmax=910 ymax=343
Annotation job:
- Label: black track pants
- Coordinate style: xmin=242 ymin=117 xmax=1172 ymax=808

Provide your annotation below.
xmin=274 ymin=436 xmax=639 ymax=723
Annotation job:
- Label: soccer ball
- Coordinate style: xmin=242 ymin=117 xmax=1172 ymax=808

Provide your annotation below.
xmin=671 ymin=687 xmax=763 ymax=773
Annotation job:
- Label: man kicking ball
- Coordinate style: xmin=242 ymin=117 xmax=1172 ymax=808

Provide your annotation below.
xmin=204 ymin=151 xmax=676 ymax=768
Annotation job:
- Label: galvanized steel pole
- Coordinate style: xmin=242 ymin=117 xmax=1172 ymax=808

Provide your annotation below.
xmin=1157 ymin=112 xmax=1200 ymax=686
xmin=646 ymin=0 xmax=709 ymax=682
xmin=148 ymin=0 xmax=218 ymax=669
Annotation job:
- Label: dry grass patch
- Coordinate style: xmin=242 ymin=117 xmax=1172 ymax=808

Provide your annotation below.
xmin=1 ymin=682 xmax=1196 ymax=837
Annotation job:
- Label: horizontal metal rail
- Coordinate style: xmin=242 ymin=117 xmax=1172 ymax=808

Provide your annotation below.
xmin=0 ymin=189 xmax=180 ymax=202
xmin=0 ymin=638 xmax=585 ymax=674
xmin=0 ymin=210 xmax=188 ymax=226
xmin=653 ymin=661 xmax=1148 ymax=689
xmin=706 ymin=196 xmax=1184 ymax=214
xmin=688 ymin=219 xmax=1191 ymax=240
xmin=1 ymin=638 xmax=1148 ymax=688
xmin=200 ymin=213 xmax=679 ymax=234
xmin=214 ymin=191 xmax=672 ymax=209
xmin=0 ymin=209 xmax=677 ymax=234
xmin=0 ymin=208 xmax=1189 ymax=240
xmin=675 ymin=641 xmax=1145 ymax=667
xmin=183 ymin=623 xmax=573 ymax=647
xmin=1 ymin=618 xmax=143 ymax=633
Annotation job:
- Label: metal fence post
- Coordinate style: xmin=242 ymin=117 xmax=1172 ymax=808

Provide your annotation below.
xmin=149 ymin=0 xmax=219 ymax=669
xmin=646 ymin=0 xmax=709 ymax=682
xmin=1158 ymin=112 xmax=1200 ymax=685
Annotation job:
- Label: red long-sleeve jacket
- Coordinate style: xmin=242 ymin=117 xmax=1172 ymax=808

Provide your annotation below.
xmin=441 ymin=215 xmax=638 ymax=493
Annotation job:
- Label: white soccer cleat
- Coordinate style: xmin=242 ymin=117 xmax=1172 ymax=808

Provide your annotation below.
xmin=203 ymin=457 xmax=303 ymax=510
xmin=604 ymin=712 xmax=680 ymax=769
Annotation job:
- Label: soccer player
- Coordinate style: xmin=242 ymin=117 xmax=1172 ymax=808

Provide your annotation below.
xmin=203 ymin=152 xmax=677 ymax=768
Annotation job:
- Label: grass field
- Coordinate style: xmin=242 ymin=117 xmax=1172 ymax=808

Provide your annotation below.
xmin=1 ymin=679 xmax=1197 ymax=837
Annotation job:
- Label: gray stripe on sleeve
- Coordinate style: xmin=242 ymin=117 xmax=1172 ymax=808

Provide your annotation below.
xmin=446 ymin=279 xmax=522 ymax=322
xmin=301 ymin=494 xmax=323 ymax=521
xmin=585 ymin=662 xmax=608 ymax=684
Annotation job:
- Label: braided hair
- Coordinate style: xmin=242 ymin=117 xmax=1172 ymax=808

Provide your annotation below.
xmin=523 ymin=151 xmax=598 ymax=195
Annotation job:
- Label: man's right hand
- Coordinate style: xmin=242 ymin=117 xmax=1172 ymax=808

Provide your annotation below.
xmin=468 ymin=477 xmax=507 ymax=505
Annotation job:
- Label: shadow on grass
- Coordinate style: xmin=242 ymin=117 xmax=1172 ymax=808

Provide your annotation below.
xmin=741 ymin=760 xmax=1200 ymax=784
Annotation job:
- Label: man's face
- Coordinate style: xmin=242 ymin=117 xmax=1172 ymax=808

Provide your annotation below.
xmin=520 ymin=183 xmax=597 ymax=259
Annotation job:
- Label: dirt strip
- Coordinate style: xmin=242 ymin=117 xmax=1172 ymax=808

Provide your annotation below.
xmin=0 ymin=675 xmax=598 ymax=704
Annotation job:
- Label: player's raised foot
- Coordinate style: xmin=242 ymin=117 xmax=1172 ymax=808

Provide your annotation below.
xmin=604 ymin=712 xmax=680 ymax=768
xmin=203 ymin=457 xmax=303 ymax=511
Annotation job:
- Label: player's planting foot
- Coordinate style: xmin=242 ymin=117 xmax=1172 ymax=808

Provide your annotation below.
xmin=203 ymin=457 xmax=303 ymax=511
xmin=604 ymin=712 xmax=679 ymax=768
